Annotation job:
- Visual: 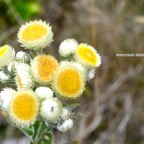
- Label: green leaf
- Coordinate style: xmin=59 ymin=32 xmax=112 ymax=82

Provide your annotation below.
xmin=32 ymin=121 xmax=46 ymax=142
xmin=12 ymin=0 xmax=41 ymax=20
xmin=19 ymin=127 xmax=33 ymax=138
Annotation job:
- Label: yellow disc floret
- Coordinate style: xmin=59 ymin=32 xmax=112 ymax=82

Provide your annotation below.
xmin=22 ymin=24 xmax=47 ymax=41
xmin=53 ymin=64 xmax=85 ymax=98
xmin=31 ymin=55 xmax=58 ymax=84
xmin=75 ymin=44 xmax=101 ymax=67
xmin=9 ymin=90 xmax=39 ymax=127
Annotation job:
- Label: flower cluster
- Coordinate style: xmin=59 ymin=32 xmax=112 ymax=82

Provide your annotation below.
xmin=0 ymin=20 xmax=101 ymax=135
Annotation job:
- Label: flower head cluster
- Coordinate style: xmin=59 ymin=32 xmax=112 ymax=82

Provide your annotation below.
xmin=0 ymin=20 xmax=101 ymax=134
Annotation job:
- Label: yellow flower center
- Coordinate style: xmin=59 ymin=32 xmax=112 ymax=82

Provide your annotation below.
xmin=77 ymin=45 xmax=98 ymax=65
xmin=56 ymin=68 xmax=82 ymax=97
xmin=11 ymin=93 xmax=37 ymax=121
xmin=22 ymin=24 xmax=48 ymax=41
xmin=37 ymin=55 xmax=58 ymax=82
xmin=16 ymin=75 xmax=23 ymax=89
xmin=0 ymin=45 xmax=8 ymax=57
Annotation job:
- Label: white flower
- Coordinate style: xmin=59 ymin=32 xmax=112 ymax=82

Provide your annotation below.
xmin=75 ymin=43 xmax=101 ymax=68
xmin=31 ymin=55 xmax=58 ymax=84
xmin=0 ymin=45 xmax=15 ymax=67
xmin=61 ymin=107 xmax=71 ymax=120
xmin=17 ymin=20 xmax=53 ymax=50
xmin=35 ymin=87 xmax=53 ymax=100
xmin=15 ymin=63 xmax=34 ymax=89
xmin=57 ymin=119 xmax=73 ymax=132
xmin=0 ymin=88 xmax=16 ymax=111
xmin=52 ymin=61 xmax=86 ymax=98
xmin=87 ymin=69 xmax=95 ymax=80
xmin=0 ymin=71 xmax=9 ymax=80
xmin=40 ymin=98 xmax=62 ymax=123
xmin=59 ymin=39 xmax=78 ymax=57
xmin=8 ymin=89 xmax=39 ymax=127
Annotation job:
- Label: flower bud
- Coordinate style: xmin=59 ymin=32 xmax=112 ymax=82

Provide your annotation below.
xmin=59 ymin=39 xmax=78 ymax=57
xmin=57 ymin=119 xmax=73 ymax=132
xmin=40 ymin=98 xmax=62 ymax=123
xmin=35 ymin=87 xmax=53 ymax=100
xmin=61 ymin=107 xmax=71 ymax=120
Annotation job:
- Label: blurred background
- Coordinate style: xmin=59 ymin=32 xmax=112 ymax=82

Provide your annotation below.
xmin=0 ymin=0 xmax=144 ymax=144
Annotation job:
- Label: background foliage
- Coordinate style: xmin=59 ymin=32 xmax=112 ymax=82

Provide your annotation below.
xmin=0 ymin=0 xmax=144 ymax=144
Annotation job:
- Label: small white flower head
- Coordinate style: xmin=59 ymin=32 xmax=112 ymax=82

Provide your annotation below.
xmin=0 ymin=71 xmax=9 ymax=80
xmin=59 ymin=38 xmax=78 ymax=57
xmin=57 ymin=119 xmax=73 ymax=132
xmin=0 ymin=45 xmax=15 ymax=67
xmin=0 ymin=88 xmax=16 ymax=111
xmin=17 ymin=20 xmax=53 ymax=50
xmin=35 ymin=86 xmax=53 ymax=100
xmin=52 ymin=62 xmax=86 ymax=99
xmin=87 ymin=69 xmax=95 ymax=80
xmin=75 ymin=43 xmax=101 ymax=68
xmin=31 ymin=55 xmax=58 ymax=84
xmin=61 ymin=107 xmax=71 ymax=120
xmin=15 ymin=63 xmax=34 ymax=90
xmin=40 ymin=98 xmax=62 ymax=123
